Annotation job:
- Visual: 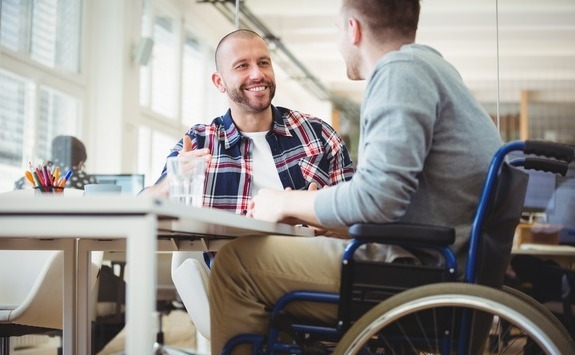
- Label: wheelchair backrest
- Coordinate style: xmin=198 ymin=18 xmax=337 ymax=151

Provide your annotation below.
xmin=468 ymin=141 xmax=574 ymax=288
xmin=472 ymin=162 xmax=528 ymax=289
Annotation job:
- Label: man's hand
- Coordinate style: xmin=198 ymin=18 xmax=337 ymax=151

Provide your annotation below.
xmin=248 ymin=188 xmax=289 ymax=222
xmin=247 ymin=182 xmax=318 ymax=222
xmin=140 ymin=135 xmax=210 ymax=197
xmin=248 ymin=181 xmax=323 ymax=230
xmin=177 ymin=135 xmax=211 ymax=175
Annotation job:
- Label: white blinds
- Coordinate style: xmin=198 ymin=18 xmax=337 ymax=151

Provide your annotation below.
xmin=0 ymin=70 xmax=26 ymax=166
xmin=150 ymin=15 xmax=178 ymax=119
xmin=1 ymin=0 xmax=82 ymax=73
xmin=181 ymin=34 xmax=206 ymax=127
xmin=0 ymin=0 xmax=83 ymax=191
xmin=36 ymin=87 xmax=81 ymax=162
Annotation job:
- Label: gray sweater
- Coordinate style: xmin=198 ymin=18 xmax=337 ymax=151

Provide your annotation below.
xmin=315 ymin=44 xmax=503 ymax=257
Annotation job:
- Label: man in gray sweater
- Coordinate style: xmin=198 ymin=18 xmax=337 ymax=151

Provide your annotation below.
xmin=209 ymin=0 xmax=503 ymax=353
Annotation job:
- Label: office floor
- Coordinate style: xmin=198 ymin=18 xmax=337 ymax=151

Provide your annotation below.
xmin=11 ymin=310 xmax=202 ymax=355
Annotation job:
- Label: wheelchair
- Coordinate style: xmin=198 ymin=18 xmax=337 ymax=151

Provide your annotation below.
xmin=223 ymin=140 xmax=575 ymax=355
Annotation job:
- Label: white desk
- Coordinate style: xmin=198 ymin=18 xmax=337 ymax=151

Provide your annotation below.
xmin=513 ymin=243 xmax=575 ymax=256
xmin=512 ymin=243 xmax=575 ymax=268
xmin=0 ymin=195 xmax=313 ymax=354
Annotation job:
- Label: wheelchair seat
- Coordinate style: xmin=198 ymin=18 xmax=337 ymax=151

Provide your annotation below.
xmin=223 ymin=140 xmax=575 ymax=354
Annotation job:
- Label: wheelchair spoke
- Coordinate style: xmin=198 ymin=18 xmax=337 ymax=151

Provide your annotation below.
xmin=395 ymin=320 xmax=420 ymax=354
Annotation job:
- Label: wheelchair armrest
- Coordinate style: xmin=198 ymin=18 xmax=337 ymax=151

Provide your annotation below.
xmin=347 ymin=223 xmax=455 ymax=247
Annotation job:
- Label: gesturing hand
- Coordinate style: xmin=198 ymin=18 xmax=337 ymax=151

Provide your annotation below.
xmin=177 ymin=135 xmax=212 ymax=174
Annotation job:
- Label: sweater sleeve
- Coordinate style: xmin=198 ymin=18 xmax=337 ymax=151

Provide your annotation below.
xmin=315 ymin=58 xmax=439 ymax=228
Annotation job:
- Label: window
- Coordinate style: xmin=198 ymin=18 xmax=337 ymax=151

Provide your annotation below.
xmin=0 ymin=0 xmax=84 ymax=192
xmin=181 ymin=34 xmax=209 ymax=127
xmin=137 ymin=2 xmax=226 ymax=183
xmin=139 ymin=9 xmax=180 ymax=119
xmin=0 ymin=70 xmax=27 ymax=167
xmin=36 ymin=87 xmax=81 ymax=161
xmin=1 ymin=0 xmax=82 ymax=73
xmin=138 ymin=125 xmax=175 ymax=184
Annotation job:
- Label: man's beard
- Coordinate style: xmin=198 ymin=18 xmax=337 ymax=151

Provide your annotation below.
xmin=346 ymin=58 xmax=362 ymax=81
xmin=228 ymin=83 xmax=276 ymax=112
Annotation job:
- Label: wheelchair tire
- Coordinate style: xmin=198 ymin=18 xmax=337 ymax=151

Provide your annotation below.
xmin=502 ymin=285 xmax=574 ymax=342
xmin=334 ymin=283 xmax=575 ymax=354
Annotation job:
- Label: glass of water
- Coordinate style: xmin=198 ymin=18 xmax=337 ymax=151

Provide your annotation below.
xmin=166 ymin=156 xmax=206 ymax=207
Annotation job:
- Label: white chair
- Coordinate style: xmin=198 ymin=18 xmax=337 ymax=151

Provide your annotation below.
xmin=94 ymin=253 xmax=198 ymax=354
xmin=0 ymin=250 xmax=103 ymax=355
xmin=171 ymin=252 xmax=211 ymax=352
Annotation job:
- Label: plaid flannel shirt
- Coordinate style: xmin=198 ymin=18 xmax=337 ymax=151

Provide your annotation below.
xmin=157 ymin=105 xmax=354 ymax=214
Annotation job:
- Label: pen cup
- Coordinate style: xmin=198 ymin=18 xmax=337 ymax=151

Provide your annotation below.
xmin=34 ymin=186 xmax=65 ymax=195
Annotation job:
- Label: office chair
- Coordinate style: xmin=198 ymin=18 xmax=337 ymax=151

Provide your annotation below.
xmin=93 ymin=254 xmax=197 ymax=355
xmin=155 ymin=253 xmax=197 ymax=355
xmin=171 ymin=252 xmax=211 ymax=353
xmin=222 ymin=140 xmax=575 ymax=354
xmin=92 ymin=261 xmax=127 ymax=354
xmin=0 ymin=250 xmax=103 ymax=355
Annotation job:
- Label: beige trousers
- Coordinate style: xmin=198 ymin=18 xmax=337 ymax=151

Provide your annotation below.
xmin=209 ymin=235 xmax=348 ymax=354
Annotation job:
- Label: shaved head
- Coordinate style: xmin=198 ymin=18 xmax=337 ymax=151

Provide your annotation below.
xmin=215 ymin=29 xmax=265 ymax=71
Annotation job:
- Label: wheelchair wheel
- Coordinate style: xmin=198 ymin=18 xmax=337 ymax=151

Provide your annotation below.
xmin=334 ymin=283 xmax=575 ymax=354
xmin=502 ymin=285 xmax=574 ymax=341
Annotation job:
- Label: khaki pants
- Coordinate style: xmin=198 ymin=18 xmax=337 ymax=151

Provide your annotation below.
xmin=209 ymin=235 xmax=348 ymax=354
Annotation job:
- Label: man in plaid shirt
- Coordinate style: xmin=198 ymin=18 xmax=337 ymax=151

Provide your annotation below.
xmin=140 ymin=29 xmax=353 ymax=341
xmin=144 ymin=29 xmax=354 ymax=212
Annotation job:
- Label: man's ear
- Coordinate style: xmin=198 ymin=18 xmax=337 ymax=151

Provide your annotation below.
xmin=211 ymin=72 xmax=226 ymax=93
xmin=348 ymin=17 xmax=362 ymax=46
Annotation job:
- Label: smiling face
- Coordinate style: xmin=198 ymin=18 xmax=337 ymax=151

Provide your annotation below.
xmin=212 ymin=34 xmax=276 ymax=114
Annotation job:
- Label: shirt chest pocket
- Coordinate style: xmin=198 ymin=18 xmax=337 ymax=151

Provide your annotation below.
xmin=298 ymin=143 xmax=330 ymax=188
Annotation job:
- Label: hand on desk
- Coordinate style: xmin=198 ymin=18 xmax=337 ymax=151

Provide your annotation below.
xmin=248 ymin=182 xmax=348 ymax=238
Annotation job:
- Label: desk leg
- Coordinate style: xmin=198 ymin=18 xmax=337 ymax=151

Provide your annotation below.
xmin=126 ymin=214 xmax=157 ymax=354
xmin=62 ymin=239 xmax=77 ymax=355
xmin=77 ymin=240 xmax=92 ymax=355
xmin=77 ymin=239 xmax=126 ymax=354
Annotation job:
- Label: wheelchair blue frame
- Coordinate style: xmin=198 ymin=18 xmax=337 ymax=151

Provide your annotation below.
xmin=222 ymin=140 xmax=574 ymax=355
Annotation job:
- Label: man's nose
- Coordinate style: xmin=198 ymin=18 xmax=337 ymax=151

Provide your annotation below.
xmin=248 ymin=65 xmax=265 ymax=79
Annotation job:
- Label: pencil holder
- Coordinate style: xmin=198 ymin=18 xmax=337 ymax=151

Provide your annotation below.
xmin=34 ymin=186 xmax=65 ymax=194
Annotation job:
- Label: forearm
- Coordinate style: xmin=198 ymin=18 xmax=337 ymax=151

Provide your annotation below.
xmin=140 ymin=177 xmax=169 ymax=197
xmin=283 ymin=190 xmax=321 ymax=226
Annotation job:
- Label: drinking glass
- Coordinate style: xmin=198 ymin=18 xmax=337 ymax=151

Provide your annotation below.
xmin=166 ymin=156 xmax=206 ymax=207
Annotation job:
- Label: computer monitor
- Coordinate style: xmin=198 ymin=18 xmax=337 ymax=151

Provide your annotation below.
xmin=92 ymin=174 xmax=145 ymax=195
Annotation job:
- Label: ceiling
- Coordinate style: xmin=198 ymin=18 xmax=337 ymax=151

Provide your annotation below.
xmin=196 ymin=0 xmax=575 ymax=108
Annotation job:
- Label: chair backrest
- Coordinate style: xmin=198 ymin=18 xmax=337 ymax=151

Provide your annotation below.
xmin=0 ymin=251 xmax=63 ymax=329
xmin=171 ymin=251 xmax=211 ymax=339
xmin=0 ymin=250 xmax=104 ymax=331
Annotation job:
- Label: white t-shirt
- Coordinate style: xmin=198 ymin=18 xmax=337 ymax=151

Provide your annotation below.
xmin=242 ymin=131 xmax=283 ymax=195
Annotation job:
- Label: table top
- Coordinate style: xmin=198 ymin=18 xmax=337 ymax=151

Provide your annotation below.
xmin=0 ymin=194 xmax=314 ymax=239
